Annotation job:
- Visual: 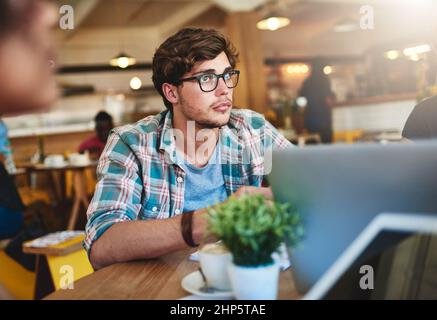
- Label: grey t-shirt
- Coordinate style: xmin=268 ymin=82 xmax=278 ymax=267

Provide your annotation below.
xmin=177 ymin=142 xmax=228 ymax=212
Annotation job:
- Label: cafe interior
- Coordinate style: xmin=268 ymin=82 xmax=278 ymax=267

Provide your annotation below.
xmin=1 ymin=0 xmax=437 ymax=301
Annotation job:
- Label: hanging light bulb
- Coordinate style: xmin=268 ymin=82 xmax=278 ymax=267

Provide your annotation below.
xmin=130 ymin=76 xmax=142 ymax=90
xmin=257 ymin=12 xmax=290 ymax=31
xmin=109 ymin=1 xmax=137 ymax=69
xmin=110 ymin=52 xmax=136 ymax=69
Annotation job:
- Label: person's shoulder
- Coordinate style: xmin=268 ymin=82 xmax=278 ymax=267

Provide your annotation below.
xmin=413 ymin=95 xmax=437 ymax=114
xmin=79 ymin=135 xmax=98 ymax=148
xmin=229 ymin=108 xmax=267 ymax=130
xmin=107 ymin=111 xmax=167 ymax=150
xmin=402 ymin=95 xmax=437 ymax=139
xmin=112 ymin=111 xmax=166 ymax=139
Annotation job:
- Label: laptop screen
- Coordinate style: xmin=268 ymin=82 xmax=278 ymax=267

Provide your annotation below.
xmin=322 ymin=232 xmax=437 ymax=300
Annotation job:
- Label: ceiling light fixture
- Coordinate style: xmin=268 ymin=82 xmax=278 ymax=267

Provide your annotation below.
xmin=130 ymin=76 xmax=142 ymax=90
xmin=403 ymin=44 xmax=431 ymax=57
xmin=323 ymin=66 xmax=333 ymax=75
xmin=110 ymin=52 xmax=136 ymax=69
xmin=384 ymin=50 xmax=400 ymax=60
xmin=333 ymin=23 xmax=357 ymax=33
xmin=109 ymin=0 xmax=136 ymax=69
xmin=257 ymin=12 xmax=290 ymax=31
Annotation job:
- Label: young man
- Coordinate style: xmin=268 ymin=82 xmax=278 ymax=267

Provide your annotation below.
xmin=78 ymin=111 xmax=114 ymax=160
xmin=85 ymin=28 xmax=292 ymax=270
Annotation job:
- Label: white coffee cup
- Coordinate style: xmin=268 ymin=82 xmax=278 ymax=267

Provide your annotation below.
xmin=199 ymin=242 xmax=232 ymax=291
xmin=68 ymin=152 xmax=90 ymax=166
xmin=44 ymin=154 xmax=65 ymax=167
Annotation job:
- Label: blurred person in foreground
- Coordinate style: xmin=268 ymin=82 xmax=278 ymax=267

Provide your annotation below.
xmin=85 ymin=28 xmax=292 ymax=270
xmin=0 ymin=117 xmax=17 ymax=174
xmin=0 ymin=0 xmax=57 ymax=299
xmin=298 ymin=59 xmax=335 ymax=143
xmin=403 ymin=2 xmax=437 ymax=140
xmin=400 ymin=10 xmax=437 ymax=296
xmin=399 ymin=94 xmax=437 ymax=299
xmin=0 ymin=0 xmax=57 ymax=238
xmin=78 ymin=111 xmax=114 ymax=160
xmin=402 ymin=95 xmax=437 ymax=140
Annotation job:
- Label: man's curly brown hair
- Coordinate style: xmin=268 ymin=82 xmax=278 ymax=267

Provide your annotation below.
xmin=152 ymin=28 xmax=239 ymax=110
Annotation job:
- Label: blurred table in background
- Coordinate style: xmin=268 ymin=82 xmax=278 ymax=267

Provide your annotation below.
xmin=16 ymin=162 xmax=97 ymax=230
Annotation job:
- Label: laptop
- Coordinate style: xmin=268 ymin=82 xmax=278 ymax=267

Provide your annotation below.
xmin=268 ymin=141 xmax=437 ymax=299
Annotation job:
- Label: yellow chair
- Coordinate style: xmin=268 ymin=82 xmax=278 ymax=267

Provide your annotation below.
xmin=23 ymin=233 xmax=93 ymax=299
xmin=334 ymin=129 xmax=364 ymax=144
xmin=0 ymin=242 xmax=36 ymax=300
xmin=18 ymin=187 xmax=51 ymax=206
xmin=65 ymin=167 xmax=96 ymax=198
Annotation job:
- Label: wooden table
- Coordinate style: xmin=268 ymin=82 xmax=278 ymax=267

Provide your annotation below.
xmin=45 ymin=248 xmax=302 ymax=300
xmin=20 ymin=162 xmax=97 ymax=230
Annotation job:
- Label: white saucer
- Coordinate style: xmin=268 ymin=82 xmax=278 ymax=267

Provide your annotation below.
xmin=41 ymin=161 xmax=68 ymax=168
xmin=68 ymin=160 xmax=91 ymax=167
xmin=181 ymin=271 xmax=234 ymax=299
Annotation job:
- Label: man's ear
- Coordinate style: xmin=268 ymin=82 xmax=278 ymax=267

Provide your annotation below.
xmin=162 ymin=83 xmax=179 ymax=105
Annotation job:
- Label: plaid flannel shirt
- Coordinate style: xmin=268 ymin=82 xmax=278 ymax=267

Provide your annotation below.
xmin=84 ymin=108 xmax=292 ymax=253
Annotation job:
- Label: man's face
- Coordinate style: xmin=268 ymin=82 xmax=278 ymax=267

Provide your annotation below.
xmin=0 ymin=0 xmax=58 ymax=116
xmin=173 ymin=51 xmax=234 ymax=128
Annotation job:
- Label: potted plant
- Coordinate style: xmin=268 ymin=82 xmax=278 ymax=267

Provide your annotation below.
xmin=207 ymin=194 xmax=303 ymax=300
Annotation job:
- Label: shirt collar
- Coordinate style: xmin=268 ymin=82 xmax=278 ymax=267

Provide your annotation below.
xmin=158 ymin=109 xmax=244 ymax=163
xmin=159 ymin=110 xmax=178 ymax=164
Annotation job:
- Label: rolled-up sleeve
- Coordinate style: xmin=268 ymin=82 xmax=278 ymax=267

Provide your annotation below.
xmin=83 ymin=131 xmax=143 ymax=255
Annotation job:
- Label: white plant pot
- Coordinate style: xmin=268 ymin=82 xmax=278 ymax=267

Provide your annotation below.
xmin=228 ymin=259 xmax=280 ymax=300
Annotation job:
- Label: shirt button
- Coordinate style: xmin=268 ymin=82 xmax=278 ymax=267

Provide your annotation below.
xmin=175 ymin=209 xmax=181 ymax=215
xmin=152 ymin=206 xmax=158 ymax=212
xmin=177 ymin=176 xmax=183 ymax=183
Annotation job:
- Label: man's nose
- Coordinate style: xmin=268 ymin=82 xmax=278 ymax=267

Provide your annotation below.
xmin=215 ymin=76 xmax=230 ymax=96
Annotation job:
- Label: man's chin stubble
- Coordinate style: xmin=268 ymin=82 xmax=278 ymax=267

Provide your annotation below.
xmin=197 ymin=112 xmax=231 ymax=128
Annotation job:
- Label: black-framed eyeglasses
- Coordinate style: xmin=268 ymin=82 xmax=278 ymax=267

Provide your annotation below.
xmin=178 ymin=70 xmax=240 ymax=92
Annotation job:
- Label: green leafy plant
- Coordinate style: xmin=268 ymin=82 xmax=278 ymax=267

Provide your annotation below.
xmin=207 ymin=194 xmax=303 ymax=267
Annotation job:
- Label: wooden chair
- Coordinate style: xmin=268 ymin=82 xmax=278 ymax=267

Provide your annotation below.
xmin=22 ymin=233 xmax=93 ymax=299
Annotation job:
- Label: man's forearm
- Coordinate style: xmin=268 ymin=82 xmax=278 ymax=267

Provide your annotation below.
xmin=89 ymin=209 xmax=208 ymax=270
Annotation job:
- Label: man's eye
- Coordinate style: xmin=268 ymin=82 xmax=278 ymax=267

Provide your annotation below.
xmin=200 ymin=74 xmax=214 ymax=83
xmin=223 ymin=72 xmax=232 ymax=80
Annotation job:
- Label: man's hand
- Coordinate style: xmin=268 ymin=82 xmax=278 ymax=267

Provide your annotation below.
xmin=192 ymin=209 xmax=218 ymax=246
xmin=192 ymin=186 xmax=273 ymax=247
xmin=232 ymin=186 xmax=273 ymax=200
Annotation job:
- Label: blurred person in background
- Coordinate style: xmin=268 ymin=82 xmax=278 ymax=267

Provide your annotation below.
xmin=0 ymin=117 xmax=17 ymax=174
xmin=78 ymin=111 xmax=114 ymax=160
xmin=298 ymin=59 xmax=335 ymax=143
xmin=0 ymin=0 xmax=57 ymax=299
